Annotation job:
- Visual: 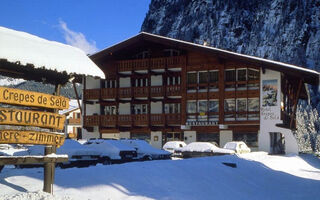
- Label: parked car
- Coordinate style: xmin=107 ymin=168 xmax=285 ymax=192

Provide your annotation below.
xmin=163 ymin=141 xmax=186 ymax=157
xmin=181 ymin=142 xmax=235 ymax=158
xmin=120 ymin=139 xmax=171 ymax=160
xmin=84 ymin=139 xmax=137 ymax=164
xmin=223 ymin=141 xmax=251 ymax=154
xmin=13 ymin=139 xmax=101 ymax=168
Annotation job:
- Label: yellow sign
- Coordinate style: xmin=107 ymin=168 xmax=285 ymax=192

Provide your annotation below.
xmin=0 ymin=108 xmax=65 ymax=130
xmin=0 ymin=87 xmax=69 ymax=110
xmin=0 ymin=130 xmax=65 ymax=147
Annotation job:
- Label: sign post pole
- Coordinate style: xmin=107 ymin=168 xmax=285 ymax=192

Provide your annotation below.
xmin=43 ymin=84 xmax=61 ymax=194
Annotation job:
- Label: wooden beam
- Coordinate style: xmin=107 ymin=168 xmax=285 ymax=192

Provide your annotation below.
xmin=290 ymin=79 xmax=303 ymax=129
xmin=72 ymin=80 xmax=82 ymax=114
xmin=0 ymin=155 xmax=68 ymax=165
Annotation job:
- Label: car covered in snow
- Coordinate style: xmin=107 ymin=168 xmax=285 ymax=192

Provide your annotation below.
xmin=181 ymin=142 xmax=235 ymax=158
xmin=13 ymin=139 xmax=101 ymax=168
xmin=83 ymin=139 xmax=137 ymax=164
xmin=120 ymin=139 xmax=171 ymax=161
xmin=223 ymin=141 xmax=251 ymax=154
xmin=162 ymin=141 xmax=186 ymax=157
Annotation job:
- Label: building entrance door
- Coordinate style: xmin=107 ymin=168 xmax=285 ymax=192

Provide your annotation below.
xmin=270 ymin=132 xmax=285 ymax=154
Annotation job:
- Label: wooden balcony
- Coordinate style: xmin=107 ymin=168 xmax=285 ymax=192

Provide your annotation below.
xmin=68 ymin=118 xmax=81 ymax=125
xmin=133 ymin=87 xmax=149 ymax=98
xmin=118 ymin=88 xmax=132 ymax=99
xmin=166 ymin=113 xmax=181 ymax=125
xmin=101 ymin=88 xmax=117 ymax=99
xmin=100 ymin=115 xmax=117 ymax=127
xmin=150 ymin=114 xmax=165 ymax=126
xmin=118 ymin=114 xmax=132 ymax=126
xmin=166 ymin=85 xmax=181 ymax=96
xmin=150 ymin=86 xmax=164 ymax=97
xmin=132 ymin=114 xmax=149 ymax=126
xmin=84 ymin=115 xmax=99 ymax=126
xmin=115 ymin=56 xmax=186 ymax=72
xmin=84 ymin=89 xmax=100 ymax=100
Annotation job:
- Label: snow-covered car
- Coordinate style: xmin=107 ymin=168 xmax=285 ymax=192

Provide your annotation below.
xmin=56 ymin=139 xmax=101 ymax=168
xmin=163 ymin=141 xmax=186 ymax=157
xmin=120 ymin=139 xmax=171 ymax=160
xmin=223 ymin=141 xmax=251 ymax=154
xmin=83 ymin=139 xmax=137 ymax=164
xmin=181 ymin=142 xmax=235 ymax=158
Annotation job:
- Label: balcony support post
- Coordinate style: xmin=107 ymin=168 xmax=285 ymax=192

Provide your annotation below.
xmin=290 ymin=79 xmax=302 ymax=129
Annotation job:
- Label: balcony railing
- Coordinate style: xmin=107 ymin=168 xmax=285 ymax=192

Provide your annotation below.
xmin=132 ymin=114 xmax=149 ymax=126
xmin=115 ymin=56 xmax=186 ymax=72
xmin=118 ymin=88 xmax=132 ymax=98
xmin=150 ymin=86 xmax=164 ymax=97
xmin=118 ymin=114 xmax=132 ymax=126
xmin=101 ymin=88 xmax=117 ymax=99
xmin=133 ymin=87 xmax=149 ymax=98
xmin=150 ymin=114 xmax=165 ymax=125
xmin=84 ymin=89 xmax=100 ymax=100
xmin=101 ymin=115 xmax=117 ymax=127
xmin=166 ymin=85 xmax=181 ymax=96
xmin=84 ymin=115 xmax=99 ymax=126
xmin=166 ymin=113 xmax=181 ymax=125
xmin=68 ymin=118 xmax=81 ymax=125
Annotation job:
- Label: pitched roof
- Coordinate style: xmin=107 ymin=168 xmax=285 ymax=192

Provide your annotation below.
xmin=91 ymin=32 xmax=319 ymax=85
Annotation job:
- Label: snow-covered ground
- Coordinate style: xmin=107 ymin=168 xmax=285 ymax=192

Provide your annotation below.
xmin=0 ymin=152 xmax=320 ymax=200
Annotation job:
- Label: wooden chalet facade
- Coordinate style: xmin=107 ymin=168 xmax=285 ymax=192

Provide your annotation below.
xmin=82 ymin=32 xmax=319 ymax=154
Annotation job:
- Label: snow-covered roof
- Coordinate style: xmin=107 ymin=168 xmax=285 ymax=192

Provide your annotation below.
xmin=91 ymin=32 xmax=319 ymax=85
xmin=59 ymin=99 xmax=81 ymax=115
xmin=0 ymin=26 xmax=105 ymax=80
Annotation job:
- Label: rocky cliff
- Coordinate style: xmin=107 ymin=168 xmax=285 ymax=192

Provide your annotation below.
xmin=141 ymin=0 xmax=320 ymax=152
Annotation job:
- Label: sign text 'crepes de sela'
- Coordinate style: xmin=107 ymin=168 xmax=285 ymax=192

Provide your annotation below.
xmin=0 ymin=130 xmax=65 ymax=147
xmin=0 ymin=108 xmax=65 ymax=130
xmin=0 ymin=87 xmax=69 ymax=110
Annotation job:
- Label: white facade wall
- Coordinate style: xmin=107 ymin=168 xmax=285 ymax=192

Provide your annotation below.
xmin=119 ymin=77 xmax=131 ymax=88
xmin=151 ymin=102 xmax=162 ymax=114
xmin=151 ymin=75 xmax=162 ymax=86
xmin=119 ymin=103 xmax=131 ymax=114
xmin=219 ymin=130 xmax=233 ymax=148
xmin=120 ymin=132 xmax=130 ymax=139
xmin=82 ymin=127 xmax=100 ymax=140
xmin=86 ymin=76 xmax=100 ymax=89
xmin=259 ymin=69 xmax=299 ymax=154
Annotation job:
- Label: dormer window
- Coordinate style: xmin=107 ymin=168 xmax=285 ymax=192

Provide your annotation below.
xmin=163 ymin=49 xmax=180 ymax=57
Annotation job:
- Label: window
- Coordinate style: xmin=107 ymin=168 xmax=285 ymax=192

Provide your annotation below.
xmin=135 ymin=51 xmax=150 ymax=59
xmin=164 ymin=49 xmax=180 ymax=57
xmin=199 ymin=71 xmax=208 ymax=84
xmin=248 ymin=98 xmax=259 ymax=119
xmin=187 ymin=72 xmax=197 ymax=84
xmin=236 ymin=99 xmax=247 ymax=119
xmin=105 ymin=106 xmax=116 ymax=115
xmin=225 ymin=70 xmax=236 ymax=82
xmin=167 ymin=76 xmax=181 ymax=85
xmin=248 ymin=68 xmax=259 ymax=80
xmin=198 ymin=100 xmax=207 ymax=113
xmin=106 ymin=80 xmax=116 ymax=88
xmin=131 ymin=133 xmax=150 ymax=143
xmin=132 ymin=104 xmax=148 ymax=114
xmin=224 ymin=99 xmax=235 ymax=119
xmin=165 ymin=103 xmax=180 ymax=114
xmin=76 ymin=113 xmax=81 ymax=119
xmin=187 ymin=101 xmax=197 ymax=114
xmin=209 ymin=71 xmax=219 ymax=83
xmin=233 ymin=133 xmax=258 ymax=147
xmin=134 ymin=78 xmax=148 ymax=87
xmin=208 ymin=100 xmax=219 ymax=113
xmin=237 ymin=69 xmax=247 ymax=81
xmin=197 ymin=133 xmax=219 ymax=145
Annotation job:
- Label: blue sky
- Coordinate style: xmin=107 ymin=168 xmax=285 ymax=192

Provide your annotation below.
xmin=0 ymin=0 xmax=151 ymax=54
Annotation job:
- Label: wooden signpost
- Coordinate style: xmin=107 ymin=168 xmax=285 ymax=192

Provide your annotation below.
xmin=0 ymin=86 xmax=69 ymax=194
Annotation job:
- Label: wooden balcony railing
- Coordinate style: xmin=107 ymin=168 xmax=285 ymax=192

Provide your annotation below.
xmin=150 ymin=114 xmax=165 ymax=125
xmin=150 ymin=86 xmax=164 ymax=97
xmin=166 ymin=85 xmax=181 ymax=96
xmin=100 ymin=115 xmax=117 ymax=127
xmin=133 ymin=87 xmax=149 ymax=98
xmin=101 ymin=88 xmax=117 ymax=99
xmin=118 ymin=88 xmax=132 ymax=98
xmin=132 ymin=114 xmax=149 ymax=126
xmin=84 ymin=89 xmax=100 ymax=100
xmin=84 ymin=115 xmax=99 ymax=126
xmin=166 ymin=113 xmax=181 ymax=125
xmin=68 ymin=118 xmax=81 ymax=125
xmin=118 ymin=114 xmax=132 ymax=126
xmin=115 ymin=56 xmax=186 ymax=72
